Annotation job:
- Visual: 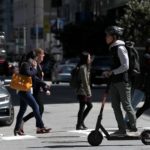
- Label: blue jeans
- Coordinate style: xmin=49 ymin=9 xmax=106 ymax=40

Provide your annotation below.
xmin=110 ymin=82 xmax=136 ymax=131
xmin=14 ymin=91 xmax=44 ymax=130
xmin=124 ymin=89 xmax=145 ymax=122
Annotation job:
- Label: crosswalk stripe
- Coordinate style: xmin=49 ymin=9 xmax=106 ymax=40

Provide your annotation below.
xmin=69 ymin=129 xmax=92 ymax=135
xmin=68 ymin=127 xmax=150 ymax=136
xmin=0 ymin=135 xmax=37 ymax=141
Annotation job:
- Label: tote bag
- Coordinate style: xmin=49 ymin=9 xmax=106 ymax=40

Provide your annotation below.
xmin=10 ymin=73 xmax=32 ymax=91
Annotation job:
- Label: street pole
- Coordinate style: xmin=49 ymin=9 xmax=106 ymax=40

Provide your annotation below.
xmin=34 ymin=0 xmax=38 ymax=48
xmin=36 ymin=23 xmax=39 ymax=48
xmin=16 ymin=27 xmax=20 ymax=55
xmin=49 ymin=0 xmax=51 ymax=54
xmin=23 ymin=26 xmax=26 ymax=53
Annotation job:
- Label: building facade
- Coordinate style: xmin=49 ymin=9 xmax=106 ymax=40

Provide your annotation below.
xmin=13 ymin=0 xmax=44 ymax=54
xmin=0 ymin=0 xmax=13 ymax=43
xmin=13 ymin=0 xmax=72 ymax=55
xmin=100 ymin=0 xmax=128 ymax=14
xmin=13 ymin=0 xmax=129 ymax=55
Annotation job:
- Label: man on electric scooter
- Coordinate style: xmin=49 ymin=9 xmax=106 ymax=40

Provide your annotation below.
xmin=103 ymin=26 xmax=137 ymax=136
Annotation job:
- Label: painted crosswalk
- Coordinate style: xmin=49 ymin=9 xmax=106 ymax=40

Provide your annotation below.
xmin=68 ymin=127 xmax=150 ymax=137
xmin=0 ymin=127 xmax=150 ymax=141
xmin=0 ymin=135 xmax=37 ymax=141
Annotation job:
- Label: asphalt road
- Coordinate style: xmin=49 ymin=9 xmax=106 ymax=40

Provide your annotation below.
xmin=0 ymin=83 xmax=150 ymax=150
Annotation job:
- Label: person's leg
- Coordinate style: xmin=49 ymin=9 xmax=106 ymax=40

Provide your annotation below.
xmin=136 ymin=95 xmax=150 ymax=118
xmin=76 ymin=95 xmax=86 ymax=130
xmin=23 ymin=92 xmax=44 ymax=124
xmin=33 ymin=89 xmax=44 ymax=116
xmin=124 ymin=89 xmax=145 ymax=121
xmin=14 ymin=92 xmax=28 ymax=135
xmin=36 ymin=97 xmax=44 ymax=116
xmin=118 ymin=82 xmax=137 ymax=131
xmin=81 ymin=98 xmax=93 ymax=128
xmin=22 ymin=91 xmax=44 ymax=128
xmin=33 ymin=89 xmax=44 ymax=127
xmin=110 ymin=83 xmax=126 ymax=133
xmin=132 ymin=89 xmax=145 ymax=109
xmin=23 ymin=112 xmax=34 ymax=122
xmin=24 ymin=91 xmax=51 ymax=133
xmin=14 ymin=94 xmax=27 ymax=130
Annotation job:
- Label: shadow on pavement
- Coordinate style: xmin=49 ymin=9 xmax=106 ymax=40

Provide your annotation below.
xmin=29 ymin=145 xmax=90 ymax=149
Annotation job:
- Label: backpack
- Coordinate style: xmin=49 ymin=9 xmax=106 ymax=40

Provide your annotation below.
xmin=119 ymin=41 xmax=140 ymax=78
xmin=70 ymin=66 xmax=80 ymax=89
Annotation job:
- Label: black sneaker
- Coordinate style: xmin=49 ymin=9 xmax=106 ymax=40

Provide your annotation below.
xmin=110 ymin=130 xmax=126 ymax=137
xmin=126 ymin=122 xmax=137 ymax=132
xmin=81 ymin=123 xmax=88 ymax=130
xmin=126 ymin=121 xmax=131 ymax=130
xmin=128 ymin=127 xmax=138 ymax=132
xmin=76 ymin=125 xmax=86 ymax=130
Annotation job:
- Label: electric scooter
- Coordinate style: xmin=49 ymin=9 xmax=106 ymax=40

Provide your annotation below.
xmin=87 ymin=90 xmax=150 ymax=146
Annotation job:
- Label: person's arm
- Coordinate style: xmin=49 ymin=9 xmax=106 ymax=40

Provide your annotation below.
xmin=112 ymin=46 xmax=129 ymax=75
xmin=34 ymin=76 xmax=50 ymax=93
xmin=20 ymin=62 xmax=37 ymax=76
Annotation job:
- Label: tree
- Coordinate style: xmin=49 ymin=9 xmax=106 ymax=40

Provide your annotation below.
xmin=117 ymin=0 xmax=150 ymax=45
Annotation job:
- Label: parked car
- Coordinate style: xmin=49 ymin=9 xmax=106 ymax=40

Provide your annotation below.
xmin=90 ymin=56 xmax=112 ymax=86
xmin=0 ymin=82 xmax=14 ymax=126
xmin=52 ymin=64 xmax=76 ymax=84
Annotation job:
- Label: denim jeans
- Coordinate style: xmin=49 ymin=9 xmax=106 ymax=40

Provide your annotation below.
xmin=23 ymin=88 xmax=44 ymax=126
xmin=14 ymin=91 xmax=44 ymax=130
xmin=110 ymin=82 xmax=136 ymax=131
xmin=124 ymin=89 xmax=145 ymax=121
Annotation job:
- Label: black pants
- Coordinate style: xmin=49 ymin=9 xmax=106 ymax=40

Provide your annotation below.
xmin=136 ymin=95 xmax=150 ymax=118
xmin=23 ymin=88 xmax=44 ymax=126
xmin=77 ymin=95 xmax=93 ymax=126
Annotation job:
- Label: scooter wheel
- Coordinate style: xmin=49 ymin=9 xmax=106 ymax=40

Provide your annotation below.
xmin=141 ymin=130 xmax=150 ymax=145
xmin=88 ymin=130 xmax=103 ymax=146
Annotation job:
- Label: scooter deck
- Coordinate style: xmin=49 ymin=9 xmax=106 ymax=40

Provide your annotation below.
xmin=108 ymin=135 xmax=140 ymax=140
xmin=108 ymin=132 xmax=140 ymax=140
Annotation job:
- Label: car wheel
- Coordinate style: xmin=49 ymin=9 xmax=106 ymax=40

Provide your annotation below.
xmin=3 ymin=105 xmax=14 ymax=126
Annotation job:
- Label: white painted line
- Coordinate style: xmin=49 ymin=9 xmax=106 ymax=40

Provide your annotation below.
xmin=1 ymin=135 xmax=37 ymax=141
xmin=68 ymin=129 xmax=114 ymax=137
xmin=68 ymin=128 xmax=118 ymax=134
xmin=141 ymin=127 xmax=150 ymax=130
xmin=68 ymin=127 xmax=150 ymax=137
xmin=69 ymin=129 xmax=93 ymax=135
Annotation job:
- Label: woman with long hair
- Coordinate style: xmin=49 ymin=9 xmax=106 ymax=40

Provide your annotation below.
xmin=20 ymin=48 xmax=51 ymax=133
xmin=14 ymin=54 xmax=50 ymax=135
xmin=76 ymin=51 xmax=93 ymax=130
